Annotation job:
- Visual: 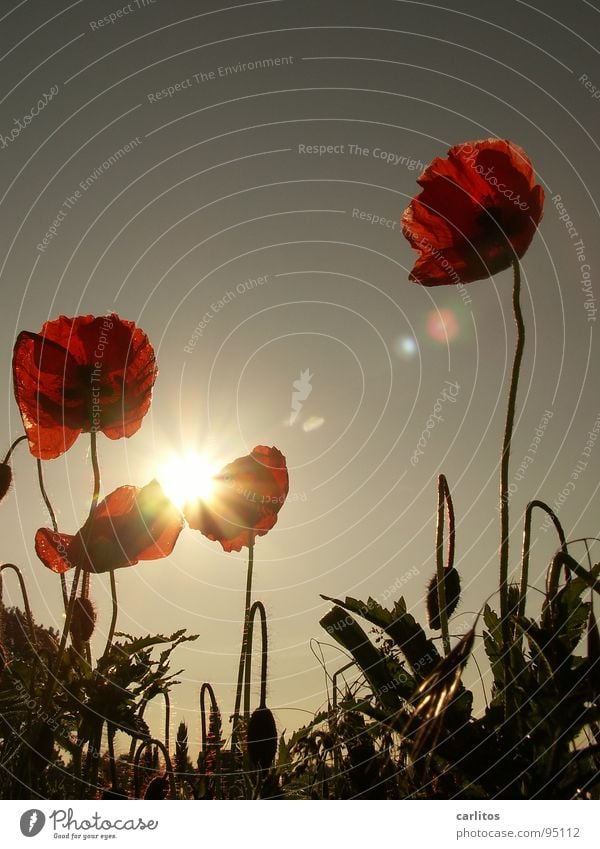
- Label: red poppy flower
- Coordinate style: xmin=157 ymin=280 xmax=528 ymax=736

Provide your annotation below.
xmin=401 ymin=139 xmax=544 ymax=286
xmin=35 ymin=480 xmax=183 ymax=574
xmin=184 ymin=446 xmax=289 ymax=552
xmin=13 ymin=313 xmax=157 ymax=460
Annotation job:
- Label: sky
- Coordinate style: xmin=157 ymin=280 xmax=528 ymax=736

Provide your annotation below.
xmin=1 ymin=0 xmax=600 ymax=759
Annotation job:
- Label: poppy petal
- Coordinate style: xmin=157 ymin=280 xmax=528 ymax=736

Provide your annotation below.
xmin=402 ymin=138 xmax=544 ymax=287
xmin=35 ymin=528 xmax=76 ymax=574
xmin=184 ymin=445 xmax=288 ymax=552
xmin=13 ymin=332 xmax=84 ymax=459
xmin=12 ymin=314 xmax=157 ymax=459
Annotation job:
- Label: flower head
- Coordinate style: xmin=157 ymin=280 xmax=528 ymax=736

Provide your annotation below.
xmin=401 ymin=139 xmax=544 ymax=286
xmin=13 ymin=313 xmax=157 ymax=459
xmin=35 ymin=480 xmax=183 ymax=574
xmin=184 ymin=445 xmax=289 ymax=552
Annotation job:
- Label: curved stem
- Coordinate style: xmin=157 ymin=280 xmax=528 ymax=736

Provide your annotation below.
xmin=133 ymin=739 xmax=176 ymax=799
xmin=499 ymin=258 xmax=525 ymax=658
xmin=0 ymin=563 xmax=39 ymax=700
xmin=37 ymin=459 xmax=68 ymax=610
xmin=548 ymin=551 xmax=600 ymax=598
xmin=102 ymin=569 xmax=118 ymax=660
xmin=435 ymin=476 xmax=451 ymax=656
xmin=518 ymin=500 xmax=566 ymax=623
xmin=128 ymin=699 xmax=149 ymax=763
xmin=200 ymin=683 xmax=218 ymax=751
xmin=0 ymin=564 xmax=37 ymax=651
xmin=2 ymin=434 xmax=27 ymax=464
xmin=231 ymin=534 xmax=255 ymax=749
xmin=244 ymin=601 xmax=268 ymax=709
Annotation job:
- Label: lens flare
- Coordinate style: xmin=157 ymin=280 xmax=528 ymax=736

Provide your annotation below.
xmin=394 ymin=336 xmax=417 ymax=358
xmin=157 ymin=452 xmax=221 ymax=508
xmin=426 ymin=308 xmax=459 ymax=343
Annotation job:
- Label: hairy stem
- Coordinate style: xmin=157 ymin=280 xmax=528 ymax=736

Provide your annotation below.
xmin=2 ymin=434 xmax=27 ymax=464
xmin=37 ymin=459 xmax=68 ymax=610
xmin=499 ymin=259 xmax=525 ymax=660
xmin=436 ymin=476 xmax=451 ymax=656
xmin=231 ymin=535 xmax=255 ymax=749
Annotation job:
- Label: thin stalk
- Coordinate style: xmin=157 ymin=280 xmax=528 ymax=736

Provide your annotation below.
xmin=102 ymin=569 xmax=118 ymax=659
xmin=88 ymin=430 xmax=101 ymax=515
xmin=163 ymin=691 xmax=171 ymax=753
xmin=435 ymin=476 xmax=451 ymax=656
xmin=2 ymin=434 xmax=27 ymax=464
xmin=36 ymin=459 xmax=68 ymax=610
xmin=0 ymin=563 xmax=39 ymax=699
xmin=200 ymin=683 xmax=218 ymax=751
xmin=244 ymin=601 xmax=268 ymax=710
xmin=133 ymin=739 xmax=176 ymax=799
xmin=128 ymin=699 xmax=149 ymax=763
xmin=45 ymin=433 xmax=100 ymax=705
xmin=231 ymin=534 xmax=255 ymax=749
xmin=499 ymin=258 xmax=525 ymax=671
xmin=107 ymin=724 xmax=118 ymax=790
xmin=0 ymin=564 xmax=37 ymax=650
xmin=518 ymin=500 xmax=566 ymax=623
xmin=549 ymin=551 xmax=600 ymax=598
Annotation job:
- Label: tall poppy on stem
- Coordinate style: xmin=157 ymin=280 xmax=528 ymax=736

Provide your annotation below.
xmin=12 ymin=313 xmax=157 ymax=460
xmin=402 ymin=138 xmax=544 ymax=708
xmin=37 ymin=478 xmax=183 ymax=658
xmin=184 ymin=445 xmax=288 ymax=751
xmin=35 ymin=479 xmax=184 ymax=576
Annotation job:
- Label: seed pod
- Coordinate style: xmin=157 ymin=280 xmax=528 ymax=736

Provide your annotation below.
xmin=0 ymin=463 xmax=11 ymax=502
xmin=69 ymin=597 xmax=97 ymax=644
xmin=143 ymin=774 xmax=169 ymax=799
xmin=427 ymin=567 xmax=461 ymax=630
xmin=247 ymin=706 xmax=277 ymax=771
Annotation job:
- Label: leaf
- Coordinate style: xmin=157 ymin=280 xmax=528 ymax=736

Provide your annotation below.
xmin=321 ymin=594 xmax=440 ymax=679
xmin=319 ymin=606 xmax=401 ymax=711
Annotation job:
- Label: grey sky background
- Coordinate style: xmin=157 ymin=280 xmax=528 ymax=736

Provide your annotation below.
xmin=1 ymin=0 xmax=599 ymax=754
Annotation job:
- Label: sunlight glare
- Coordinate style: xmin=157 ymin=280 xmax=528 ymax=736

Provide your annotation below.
xmin=157 ymin=452 xmax=221 ymax=508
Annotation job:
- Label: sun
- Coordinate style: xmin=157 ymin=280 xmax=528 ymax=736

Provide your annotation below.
xmin=156 ymin=451 xmax=221 ymax=509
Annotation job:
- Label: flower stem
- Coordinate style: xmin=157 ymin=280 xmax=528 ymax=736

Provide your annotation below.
xmin=102 ymin=568 xmax=118 ymax=659
xmin=89 ymin=430 xmax=101 ymax=516
xmin=518 ymin=500 xmax=566 ymax=624
xmin=2 ymin=434 xmax=27 ymax=464
xmin=231 ymin=535 xmax=255 ymax=750
xmin=499 ymin=259 xmax=524 ymax=645
xmin=245 ymin=601 xmax=268 ymax=708
xmin=37 ymin=459 xmax=68 ymax=610
xmin=436 ymin=476 xmax=451 ymax=656
xmin=45 ymin=433 xmax=101 ymax=706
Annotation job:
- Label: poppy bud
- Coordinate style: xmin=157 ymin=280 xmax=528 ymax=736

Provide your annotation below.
xmin=427 ymin=567 xmax=461 ymax=631
xmin=247 ymin=706 xmax=277 ymax=771
xmin=0 ymin=463 xmax=12 ymax=502
xmin=69 ymin=597 xmax=97 ymax=644
xmin=143 ymin=774 xmax=169 ymax=799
